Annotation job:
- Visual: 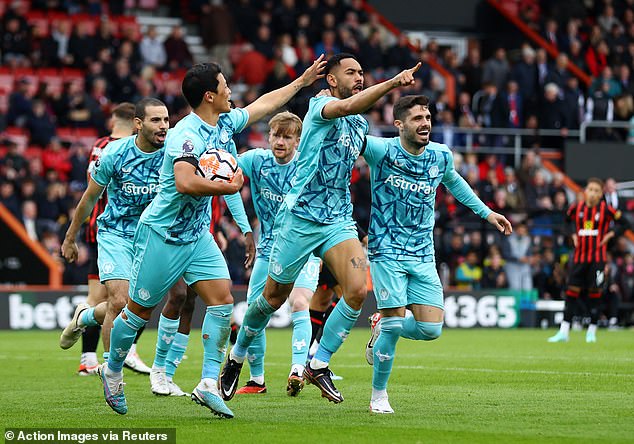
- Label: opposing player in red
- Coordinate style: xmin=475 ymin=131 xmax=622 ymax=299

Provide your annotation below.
xmin=548 ymin=177 xmax=629 ymax=343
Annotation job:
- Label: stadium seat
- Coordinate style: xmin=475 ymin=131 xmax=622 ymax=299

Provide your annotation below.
xmin=37 ymin=68 xmax=63 ymax=96
xmin=56 ymin=127 xmax=76 ymax=144
xmin=0 ymin=68 xmax=14 ymax=95
xmin=3 ymin=127 xmax=29 ymax=150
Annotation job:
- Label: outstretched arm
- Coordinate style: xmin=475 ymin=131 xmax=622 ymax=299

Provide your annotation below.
xmin=244 ymin=55 xmax=326 ymax=126
xmin=61 ymin=179 xmax=105 ymax=262
xmin=443 ymin=163 xmax=512 ymax=235
xmin=322 ymin=62 xmax=421 ymax=119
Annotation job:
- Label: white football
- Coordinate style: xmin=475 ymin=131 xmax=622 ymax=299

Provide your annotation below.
xmin=197 ymin=149 xmax=238 ymax=183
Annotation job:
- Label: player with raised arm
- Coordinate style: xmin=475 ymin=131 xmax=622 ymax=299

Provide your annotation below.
xmin=98 ymin=59 xmax=325 ymax=418
xmin=221 ymin=54 xmax=421 ymax=404
xmin=548 ymin=178 xmax=629 ymax=344
xmin=60 ymin=99 xmax=169 ymax=374
xmin=235 ymin=112 xmax=320 ymax=396
xmin=362 ymin=95 xmax=512 ymax=413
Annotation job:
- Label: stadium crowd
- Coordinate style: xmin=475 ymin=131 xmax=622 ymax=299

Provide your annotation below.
xmin=0 ymin=0 xmax=633 ymax=324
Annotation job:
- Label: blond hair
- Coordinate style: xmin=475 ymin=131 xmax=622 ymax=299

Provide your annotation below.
xmin=268 ymin=111 xmax=302 ymax=137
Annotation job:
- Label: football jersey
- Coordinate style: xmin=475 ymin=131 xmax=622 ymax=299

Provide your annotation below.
xmin=85 ymin=135 xmax=117 ymax=243
xmin=140 ymin=109 xmax=249 ymax=244
xmin=90 ymin=135 xmax=164 ymax=238
xmin=238 ymin=148 xmax=298 ymax=257
xmin=364 ymin=137 xmax=491 ymax=262
xmin=285 ymin=96 xmax=369 ymax=224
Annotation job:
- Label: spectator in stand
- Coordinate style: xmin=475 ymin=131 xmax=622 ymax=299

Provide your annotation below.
xmin=385 ymin=33 xmax=415 ymax=73
xmin=163 ymin=26 xmax=193 ymax=70
xmin=140 ymin=25 xmax=166 ymax=69
xmin=585 ymin=81 xmax=615 ymax=140
xmin=545 ymin=53 xmax=570 ymax=91
xmin=559 ymin=19 xmax=580 ymax=55
xmin=94 ymin=20 xmax=118 ymax=55
xmin=506 ymin=80 xmax=523 ymax=129
xmin=460 ymin=47 xmax=483 ymax=97
xmin=512 ymin=46 xmax=538 ymax=115
xmin=108 ymin=59 xmax=137 ymax=104
xmin=278 ymin=33 xmax=298 ymax=69
xmin=68 ymin=21 xmax=97 ymax=69
xmin=604 ymin=177 xmax=620 ymax=210
xmin=479 ymin=153 xmax=505 ymax=183
xmin=535 ymin=48 xmax=550 ymax=89
xmin=478 ymin=169 xmax=499 ymax=206
xmin=481 ymin=251 xmax=508 ymax=289
xmin=567 ymin=40 xmax=587 ymax=73
xmin=598 ymin=4 xmax=622 ymax=33
xmin=0 ymin=180 xmax=21 ymax=218
xmin=502 ymin=221 xmax=533 ymax=291
xmin=482 ymin=47 xmax=509 ymax=91
xmin=562 ymin=76 xmax=585 ymax=130
xmin=539 ymin=83 xmax=568 ymax=148
xmin=473 ymin=83 xmax=508 ymax=146
xmin=533 ymin=247 xmax=564 ymax=299
xmin=586 ymin=40 xmax=610 ymax=78
xmin=590 ymin=66 xmax=622 ymax=97
xmin=8 ymin=78 xmax=33 ymax=126
xmin=51 ymin=20 xmax=73 ymax=67
xmin=542 ymin=18 xmax=559 ymax=48
xmin=314 ymin=29 xmax=341 ymax=60
xmin=1 ymin=17 xmax=31 ymax=66
xmin=26 ymin=100 xmax=57 ymax=147
xmin=3 ymin=142 xmax=28 ymax=182
xmin=233 ymin=44 xmax=272 ymax=86
xmin=503 ymin=167 xmax=525 ymax=210
xmin=21 ymin=200 xmax=43 ymax=241
xmin=525 ymin=170 xmax=551 ymax=212
xmin=42 ymin=138 xmax=72 ymax=182
xmin=199 ymin=1 xmax=234 ymax=77
xmin=358 ymin=29 xmax=383 ymax=72
xmin=272 ymin=0 xmax=297 ymax=36
xmin=455 ymin=250 xmax=483 ymax=290
xmin=253 ymin=24 xmax=275 ymax=59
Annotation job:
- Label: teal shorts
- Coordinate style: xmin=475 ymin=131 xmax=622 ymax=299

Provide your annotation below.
xmin=247 ymin=254 xmax=321 ymax=304
xmin=128 ymin=223 xmax=230 ymax=308
xmin=370 ymin=260 xmax=444 ymax=310
xmin=97 ymin=230 xmax=134 ymax=283
xmin=268 ymin=205 xmax=358 ymax=284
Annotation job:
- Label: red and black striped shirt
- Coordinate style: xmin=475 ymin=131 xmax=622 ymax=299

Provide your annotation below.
xmin=567 ymin=200 xmax=620 ymax=264
xmin=85 ymin=136 xmax=117 ymax=244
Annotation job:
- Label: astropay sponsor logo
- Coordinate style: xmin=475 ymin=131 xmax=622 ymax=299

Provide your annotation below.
xmin=122 ymin=182 xmax=159 ymax=195
xmin=8 ymin=294 xmax=87 ymax=329
xmin=260 ymin=188 xmax=284 ymax=203
xmin=384 ymin=174 xmax=432 ymax=194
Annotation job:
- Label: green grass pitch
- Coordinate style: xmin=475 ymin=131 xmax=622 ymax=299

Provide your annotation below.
xmin=2 ymin=328 xmax=633 ymax=443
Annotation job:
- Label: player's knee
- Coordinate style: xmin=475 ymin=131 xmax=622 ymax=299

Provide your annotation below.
xmin=415 ymin=321 xmax=442 ymax=341
xmin=181 ymin=295 xmax=196 ymax=316
xmin=108 ymin=293 xmax=127 ymax=314
xmin=344 ymin=283 xmax=367 ymax=308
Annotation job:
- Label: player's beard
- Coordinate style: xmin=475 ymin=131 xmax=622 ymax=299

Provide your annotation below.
xmin=404 ymin=126 xmax=430 ymax=150
xmin=336 ymin=84 xmax=354 ymax=99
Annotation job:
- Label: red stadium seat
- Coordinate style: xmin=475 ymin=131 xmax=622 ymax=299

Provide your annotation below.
xmin=37 ymin=68 xmax=63 ymax=96
xmin=60 ymin=68 xmax=84 ymax=89
xmin=25 ymin=145 xmax=43 ymax=160
xmin=3 ymin=127 xmax=29 ymax=150
xmin=74 ymin=128 xmax=98 ymax=148
xmin=56 ymin=127 xmax=75 ymax=143
xmin=0 ymin=69 xmax=14 ymax=94
xmin=26 ymin=10 xmax=49 ymax=36
xmin=71 ymin=13 xmax=99 ymax=35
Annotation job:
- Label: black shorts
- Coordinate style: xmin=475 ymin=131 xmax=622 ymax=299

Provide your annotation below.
xmin=317 ymin=264 xmax=338 ymax=289
xmin=87 ymin=241 xmax=99 ymax=280
xmin=567 ymin=262 xmax=605 ymax=294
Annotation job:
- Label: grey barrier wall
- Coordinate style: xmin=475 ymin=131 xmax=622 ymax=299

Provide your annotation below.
xmin=565 ymin=142 xmax=634 ymax=182
xmin=1 ymin=289 xmax=540 ymax=330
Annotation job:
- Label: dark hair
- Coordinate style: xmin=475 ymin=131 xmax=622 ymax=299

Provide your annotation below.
xmin=182 ymin=63 xmax=223 ymax=108
xmin=135 ymin=98 xmax=167 ymax=120
xmin=587 ymin=177 xmax=604 ymax=188
xmin=324 ymin=53 xmax=358 ymax=76
xmin=112 ymin=102 xmax=135 ymax=121
xmin=393 ymin=95 xmax=430 ymax=121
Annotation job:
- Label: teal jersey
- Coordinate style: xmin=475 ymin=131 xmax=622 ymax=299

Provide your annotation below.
xmin=140 ymin=109 xmax=249 ymax=244
xmin=90 ymin=135 xmax=164 ymax=238
xmin=364 ymin=137 xmax=491 ymax=262
xmin=285 ymin=96 xmax=369 ymax=224
xmin=223 ymin=140 xmax=251 ymax=235
xmin=238 ymin=148 xmax=298 ymax=257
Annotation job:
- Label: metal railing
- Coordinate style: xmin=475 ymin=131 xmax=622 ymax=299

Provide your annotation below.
xmin=579 ymin=120 xmax=633 ymax=143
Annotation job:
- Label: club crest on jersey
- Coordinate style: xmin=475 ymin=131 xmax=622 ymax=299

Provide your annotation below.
xmin=429 ymin=165 xmax=439 ymax=178
xmin=182 ymin=139 xmax=194 ymax=153
xmin=379 ymin=288 xmax=389 ymax=300
xmin=138 ymin=288 xmax=151 ymax=300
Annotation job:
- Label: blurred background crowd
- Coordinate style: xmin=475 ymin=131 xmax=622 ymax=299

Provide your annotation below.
xmin=0 ymin=0 xmax=633 ymax=325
